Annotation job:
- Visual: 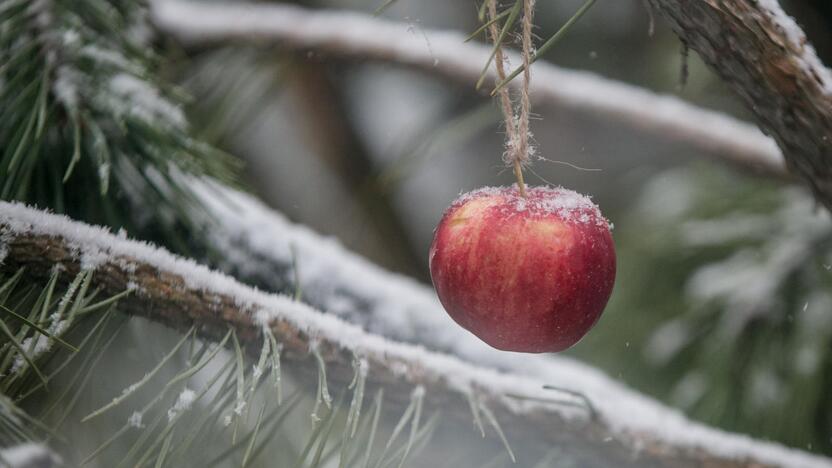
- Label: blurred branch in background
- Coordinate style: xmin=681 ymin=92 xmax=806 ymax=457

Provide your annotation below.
xmin=149 ymin=0 xmax=789 ymax=181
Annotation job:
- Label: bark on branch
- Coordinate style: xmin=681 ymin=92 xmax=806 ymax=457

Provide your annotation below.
xmin=0 ymin=202 xmax=828 ymax=468
xmin=149 ymin=0 xmax=787 ymax=180
xmin=649 ymin=0 xmax=832 ymax=207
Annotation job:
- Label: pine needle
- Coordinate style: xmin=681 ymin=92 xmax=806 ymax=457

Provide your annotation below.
xmin=394 ymin=387 xmax=424 ymax=468
xmin=466 ymin=391 xmax=486 ymax=437
xmin=50 ymin=319 xmax=125 ymax=434
xmin=291 ymin=243 xmax=302 ymax=302
xmin=311 ymin=343 xmax=333 ymax=423
xmin=0 ymin=318 xmax=47 ymax=386
xmin=249 ymin=331 xmax=271 ymax=396
xmin=36 ymin=308 xmax=118 ymax=420
xmin=465 ymin=7 xmax=513 ymax=42
xmin=294 ymin=397 xmax=341 ymax=468
xmin=476 ymin=0 xmax=523 ymax=90
xmin=339 ymin=358 xmax=368 ymax=468
xmin=310 ymin=394 xmax=345 ymax=468
xmin=491 ymin=0 xmax=597 ymax=95
xmin=77 ymin=288 xmax=132 ymax=315
xmin=0 ymin=268 xmax=25 ymax=299
xmin=154 ymin=430 xmax=175 ymax=468
xmin=64 ymin=113 xmax=82 ymax=183
xmin=479 ymin=402 xmax=516 ymax=463
xmin=266 ymin=330 xmax=283 ymax=404
xmin=231 ymin=329 xmax=247 ymax=427
xmin=81 ymin=326 xmax=195 ymax=422
xmin=85 ymin=330 xmax=233 ymax=464
xmin=373 ymin=0 xmax=398 ymax=15
xmin=381 ymin=412 xmax=439 ymax=468
xmin=542 ymin=384 xmax=598 ymax=420
xmin=16 ymin=307 xmax=113 ymax=402
xmin=0 ymin=304 xmax=77 ymax=352
xmin=241 ymin=405 xmax=266 ymax=467
xmin=363 ymin=389 xmax=385 ymax=468
xmin=232 ymin=391 xmax=303 ymax=467
xmin=372 ymin=387 xmax=420 ymax=468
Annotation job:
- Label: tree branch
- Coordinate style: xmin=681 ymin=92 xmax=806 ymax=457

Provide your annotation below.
xmin=1 ymin=201 xmax=829 ymax=467
xmin=648 ymin=0 xmax=832 ymax=207
xmin=149 ymin=0 xmax=788 ymax=180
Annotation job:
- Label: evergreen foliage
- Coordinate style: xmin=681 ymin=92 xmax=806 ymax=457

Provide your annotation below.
xmin=0 ymin=269 xmax=447 ymax=467
xmin=0 ymin=0 xmax=238 ymax=251
xmin=577 ymin=166 xmax=832 ymax=454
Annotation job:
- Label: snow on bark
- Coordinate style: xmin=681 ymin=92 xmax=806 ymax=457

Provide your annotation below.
xmin=755 ymin=0 xmax=832 ymax=95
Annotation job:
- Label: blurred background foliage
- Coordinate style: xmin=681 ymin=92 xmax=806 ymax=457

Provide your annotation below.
xmin=2 ymin=0 xmax=832 ymax=462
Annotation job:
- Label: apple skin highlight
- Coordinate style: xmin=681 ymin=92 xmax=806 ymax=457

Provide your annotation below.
xmin=429 ymin=186 xmax=616 ymax=353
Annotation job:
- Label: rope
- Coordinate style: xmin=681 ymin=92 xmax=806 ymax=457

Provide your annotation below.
xmin=487 ymin=0 xmax=535 ymax=197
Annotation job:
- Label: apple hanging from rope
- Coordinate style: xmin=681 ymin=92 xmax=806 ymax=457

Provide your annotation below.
xmin=429 ymin=186 xmax=616 ymax=353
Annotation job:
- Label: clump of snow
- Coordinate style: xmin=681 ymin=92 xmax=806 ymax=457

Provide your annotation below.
xmin=1 ymin=198 xmax=830 ymax=467
xmin=10 ymin=314 xmax=69 ymax=374
xmin=637 ymin=171 xmax=696 ymax=222
xmin=757 ymin=0 xmax=832 ymax=95
xmin=80 ymin=44 xmax=133 ymax=69
xmin=53 ymin=66 xmax=81 ymax=110
xmin=643 ymin=320 xmax=692 ymax=367
xmin=105 ymin=73 xmax=186 ymax=128
xmin=412 ymin=385 xmax=425 ymax=399
xmin=27 ymin=0 xmax=52 ymax=30
xmin=0 ymin=443 xmax=62 ymax=468
xmin=167 ymin=388 xmax=196 ymax=421
xmin=749 ymin=368 xmax=785 ymax=410
xmin=253 ymin=309 xmax=274 ymax=328
xmin=128 ymin=411 xmax=144 ymax=428
xmin=81 ymin=248 xmax=109 ymax=271
xmin=450 ymin=185 xmax=610 ymax=228
xmin=670 ymin=372 xmax=707 ymax=410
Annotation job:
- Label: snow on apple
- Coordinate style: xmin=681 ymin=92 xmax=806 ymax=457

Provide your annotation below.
xmin=429 ymin=186 xmax=616 ymax=353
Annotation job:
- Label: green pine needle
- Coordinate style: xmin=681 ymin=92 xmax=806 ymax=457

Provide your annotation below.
xmin=0 ymin=303 xmax=78 ymax=352
xmin=490 ymin=0 xmax=597 ymax=95
xmin=465 ymin=7 xmax=513 ymax=43
xmin=81 ymin=327 xmax=195 ymax=422
xmin=374 ymin=0 xmax=398 ymax=15
xmin=476 ymin=1 xmax=523 ymax=91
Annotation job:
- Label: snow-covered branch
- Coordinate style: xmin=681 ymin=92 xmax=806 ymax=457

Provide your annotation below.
xmin=649 ymin=0 xmax=832 ymax=208
xmin=1 ymin=200 xmax=829 ymax=468
xmin=149 ymin=0 xmax=787 ymax=180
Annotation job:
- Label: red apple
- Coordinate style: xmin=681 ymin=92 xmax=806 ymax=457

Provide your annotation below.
xmin=429 ymin=186 xmax=616 ymax=353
